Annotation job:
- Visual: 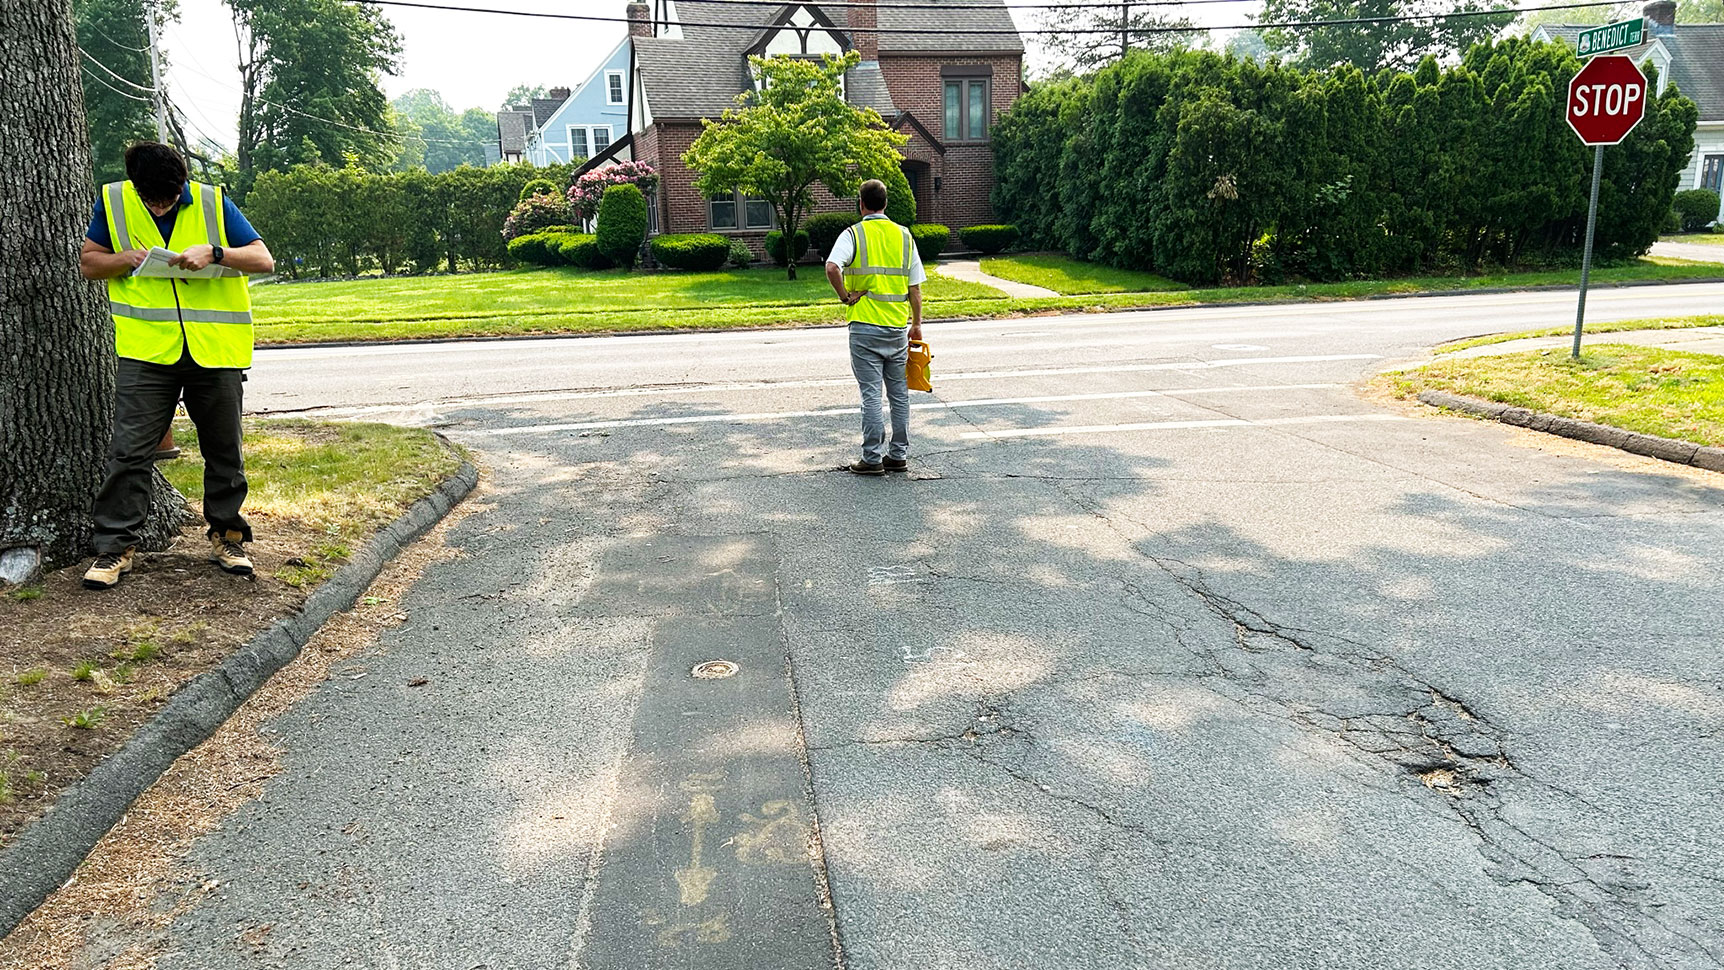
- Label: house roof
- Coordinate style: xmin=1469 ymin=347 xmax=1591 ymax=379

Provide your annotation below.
xmin=529 ymin=97 xmax=565 ymax=127
xmin=635 ymin=0 xmax=1019 ymax=119
xmin=496 ymin=109 xmax=530 ymax=153
xmin=1537 ymin=23 xmax=1724 ymax=121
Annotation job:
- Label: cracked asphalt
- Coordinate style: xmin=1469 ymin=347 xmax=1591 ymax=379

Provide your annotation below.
xmin=149 ymin=285 xmax=1724 ymax=968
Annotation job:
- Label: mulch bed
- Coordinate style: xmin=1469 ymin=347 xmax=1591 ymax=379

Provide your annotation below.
xmin=0 ymin=506 xmax=325 ymax=847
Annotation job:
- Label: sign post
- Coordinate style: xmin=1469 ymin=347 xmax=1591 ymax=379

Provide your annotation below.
xmin=1565 ymin=51 xmax=1647 ymax=357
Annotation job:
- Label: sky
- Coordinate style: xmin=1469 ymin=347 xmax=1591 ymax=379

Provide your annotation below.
xmin=156 ymin=0 xmax=1259 ymax=151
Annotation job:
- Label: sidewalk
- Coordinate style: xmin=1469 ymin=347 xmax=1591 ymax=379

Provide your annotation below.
xmin=1649 ymin=239 xmax=1724 ymax=263
xmin=938 ymin=258 xmax=1061 ymax=298
xmin=1439 ymin=326 xmax=1724 ymax=360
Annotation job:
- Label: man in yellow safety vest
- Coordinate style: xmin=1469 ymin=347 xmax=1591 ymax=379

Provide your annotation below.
xmin=77 ymin=142 xmax=274 ymax=589
xmin=824 ymin=178 xmax=925 ymax=476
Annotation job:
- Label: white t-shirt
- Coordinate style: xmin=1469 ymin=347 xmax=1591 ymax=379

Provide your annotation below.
xmin=824 ymin=215 xmax=927 ymax=286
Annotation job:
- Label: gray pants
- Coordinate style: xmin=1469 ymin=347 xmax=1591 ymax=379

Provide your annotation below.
xmin=848 ymin=323 xmax=909 ymax=464
xmin=92 ymin=351 xmax=250 ymax=554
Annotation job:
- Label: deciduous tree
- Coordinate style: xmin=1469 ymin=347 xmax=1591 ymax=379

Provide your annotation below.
xmin=1260 ymin=0 xmax=1515 ymax=70
xmin=682 ymin=52 xmax=906 ymax=280
xmin=1036 ymin=1 xmax=1200 ymax=72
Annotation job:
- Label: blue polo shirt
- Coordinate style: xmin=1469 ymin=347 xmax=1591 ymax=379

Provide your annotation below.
xmin=86 ymin=183 xmax=261 ymax=251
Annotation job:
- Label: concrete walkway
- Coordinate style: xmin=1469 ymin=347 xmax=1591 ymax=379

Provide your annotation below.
xmin=1649 ymin=238 xmax=1724 ymax=263
xmin=1440 ymin=325 xmax=1724 ymax=360
xmin=939 ymin=258 xmax=1061 ymax=298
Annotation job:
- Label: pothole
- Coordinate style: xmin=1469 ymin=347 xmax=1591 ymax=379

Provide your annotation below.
xmin=691 ymin=660 xmax=739 ymax=680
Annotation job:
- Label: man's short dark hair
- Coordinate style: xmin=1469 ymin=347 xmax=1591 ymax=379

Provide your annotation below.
xmin=124 ymin=142 xmax=188 ymax=204
xmin=859 ymin=179 xmax=888 ymax=213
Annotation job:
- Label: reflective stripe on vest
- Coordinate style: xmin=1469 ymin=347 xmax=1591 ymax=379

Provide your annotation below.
xmin=842 ymin=218 xmax=913 ymax=328
xmin=102 ymin=180 xmax=254 ymax=368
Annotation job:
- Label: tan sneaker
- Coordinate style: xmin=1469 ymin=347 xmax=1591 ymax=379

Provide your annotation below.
xmin=83 ymin=548 xmax=136 ymax=590
xmin=209 ymin=530 xmax=254 ymax=576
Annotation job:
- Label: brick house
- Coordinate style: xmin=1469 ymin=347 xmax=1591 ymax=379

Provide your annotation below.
xmin=575 ymin=0 xmax=1025 ymax=251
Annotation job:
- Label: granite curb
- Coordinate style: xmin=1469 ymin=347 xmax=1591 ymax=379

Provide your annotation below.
xmin=1417 ymin=390 xmax=1724 ymax=473
xmin=0 ymin=456 xmax=480 ymax=936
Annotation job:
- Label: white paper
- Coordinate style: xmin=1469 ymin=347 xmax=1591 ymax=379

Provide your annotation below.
xmin=131 ymin=246 xmax=241 ymax=279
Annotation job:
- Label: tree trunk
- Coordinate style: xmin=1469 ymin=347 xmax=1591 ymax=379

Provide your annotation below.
xmin=1 ymin=0 xmax=189 ymax=579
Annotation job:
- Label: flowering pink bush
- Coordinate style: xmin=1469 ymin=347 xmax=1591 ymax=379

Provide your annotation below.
xmin=502 ymin=193 xmax=573 ymax=241
xmin=568 ymin=162 xmax=659 ymax=222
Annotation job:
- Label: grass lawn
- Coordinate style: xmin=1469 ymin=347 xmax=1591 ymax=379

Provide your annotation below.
xmin=249 ymin=257 xmax=1724 ymax=345
xmin=0 ymin=419 xmax=462 ymax=849
xmin=1391 ymin=345 xmax=1724 ymax=447
xmin=978 ymin=253 xmax=1187 ymax=294
xmin=1661 ymin=232 xmax=1724 ymax=247
xmin=1435 ymin=314 xmax=1724 ymax=353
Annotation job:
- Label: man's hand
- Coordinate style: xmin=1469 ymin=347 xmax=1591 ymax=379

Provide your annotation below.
xmin=844 ymin=289 xmax=868 ymax=307
xmin=908 ymin=322 xmax=924 ymax=342
xmin=170 ymin=244 xmax=215 ymax=271
xmin=122 ymin=249 xmax=149 ymax=269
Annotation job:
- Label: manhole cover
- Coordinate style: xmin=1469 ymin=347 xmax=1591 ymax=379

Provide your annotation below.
xmin=692 ymin=660 xmax=739 ymax=679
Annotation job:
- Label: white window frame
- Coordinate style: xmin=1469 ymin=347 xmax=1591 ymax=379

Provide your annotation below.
xmin=566 ymin=124 xmax=614 ymax=161
xmin=606 ymin=70 xmax=626 ymax=105
xmin=1702 ymin=154 xmax=1724 ymax=194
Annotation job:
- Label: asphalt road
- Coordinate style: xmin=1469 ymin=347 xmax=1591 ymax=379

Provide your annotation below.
xmin=162 ymin=284 xmax=1724 ymax=969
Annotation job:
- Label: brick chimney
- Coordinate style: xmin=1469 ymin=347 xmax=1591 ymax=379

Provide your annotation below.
xmin=548 ymin=86 xmax=571 ymax=101
xmin=1643 ymin=0 xmax=1676 ymax=35
xmin=849 ymin=0 xmax=878 ymax=61
xmin=627 ymin=2 xmax=652 ymax=38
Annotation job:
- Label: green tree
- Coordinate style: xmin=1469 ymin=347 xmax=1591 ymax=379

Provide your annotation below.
xmin=74 ymin=0 xmax=178 ymax=184
xmin=1261 ymin=0 xmax=1516 ymax=71
xmin=682 ymin=52 xmax=907 ymax=279
xmin=502 ymin=84 xmax=547 ymax=108
xmin=1036 ymin=2 xmax=1200 ymax=72
xmin=229 ymin=0 xmax=402 ymax=197
xmin=390 ymin=88 xmax=489 ymax=173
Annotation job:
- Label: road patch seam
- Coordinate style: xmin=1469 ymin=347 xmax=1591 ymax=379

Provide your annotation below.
xmin=1416 ymin=390 xmax=1724 ymax=473
xmin=0 ymin=455 xmax=479 ymax=937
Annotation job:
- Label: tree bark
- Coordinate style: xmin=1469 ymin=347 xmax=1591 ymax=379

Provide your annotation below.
xmin=1 ymin=0 xmax=189 ymax=577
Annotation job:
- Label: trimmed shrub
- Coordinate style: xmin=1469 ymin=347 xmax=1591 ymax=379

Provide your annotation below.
xmin=569 ymin=161 xmax=659 ymax=223
xmin=554 ymin=232 xmax=614 ymax=270
xmin=596 ymin=184 xmax=649 ymax=268
xmin=765 ymin=229 xmax=811 ymax=266
xmin=520 ymin=178 xmax=558 ymax=201
xmin=805 ymin=212 xmax=860 ymax=258
xmin=1665 ymin=208 xmax=1683 ymax=234
xmin=507 ymin=232 xmax=567 ymax=266
xmin=959 ymin=224 xmax=1020 ymax=254
xmin=503 ymin=193 xmax=574 ymax=241
xmin=910 ymin=224 xmax=949 ymax=263
xmin=651 ymin=232 xmax=732 ymax=271
xmin=1674 ymin=189 xmax=1721 ymax=231
xmin=728 ymin=239 xmax=754 ymax=268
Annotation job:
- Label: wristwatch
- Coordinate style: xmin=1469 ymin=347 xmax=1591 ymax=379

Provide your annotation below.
xmin=211 ymin=245 xmax=224 ymax=265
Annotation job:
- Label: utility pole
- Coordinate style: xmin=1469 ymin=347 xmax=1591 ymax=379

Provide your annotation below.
xmin=144 ymin=0 xmax=168 ymax=142
xmin=1120 ymin=1 xmax=1129 ymax=61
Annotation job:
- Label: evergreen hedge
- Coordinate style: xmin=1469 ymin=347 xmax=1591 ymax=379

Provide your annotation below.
xmin=959 ymin=225 xmax=1020 ymax=254
xmin=596 ymin=184 xmax=649 ymax=269
xmin=806 ymin=212 xmax=860 ymax=258
xmin=991 ymin=42 xmax=1698 ymax=285
xmin=910 ymin=224 xmax=949 ymax=263
xmin=651 ymin=233 xmax=733 ymax=271
xmin=556 ymin=233 xmax=613 ymax=269
xmin=1673 ymin=189 xmax=1720 ymax=231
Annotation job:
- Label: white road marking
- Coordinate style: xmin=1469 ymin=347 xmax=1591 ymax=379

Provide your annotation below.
xmin=960 ymin=413 xmax=1408 ymax=440
xmin=284 ymin=355 xmax=1379 ymax=419
xmin=483 ymin=383 xmax=1346 ymax=436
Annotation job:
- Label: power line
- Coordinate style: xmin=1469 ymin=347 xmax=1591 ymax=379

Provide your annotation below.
xmin=79 ymin=48 xmax=156 ymax=91
xmin=345 ymin=0 xmax=1603 ymax=34
xmin=658 ymin=0 xmax=1256 ymax=8
xmin=81 ymin=65 xmax=154 ymax=102
xmin=81 ymin=19 xmax=151 ymax=53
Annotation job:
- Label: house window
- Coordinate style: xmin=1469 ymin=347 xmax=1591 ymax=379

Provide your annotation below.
xmin=1703 ymin=155 xmax=1724 ymax=193
xmin=568 ymin=126 xmax=589 ymax=160
xmin=592 ymin=126 xmax=612 ymax=154
xmin=943 ymin=77 xmax=990 ymax=142
xmin=607 ymin=71 xmax=626 ymax=105
xmin=709 ymin=190 xmax=775 ymax=230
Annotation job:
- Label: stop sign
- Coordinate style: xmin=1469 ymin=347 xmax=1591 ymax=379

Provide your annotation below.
xmin=1567 ymin=55 xmax=1647 ymax=145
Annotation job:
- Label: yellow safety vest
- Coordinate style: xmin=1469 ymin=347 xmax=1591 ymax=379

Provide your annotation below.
xmin=102 ymin=180 xmax=254 ymax=368
xmin=842 ymin=217 xmax=913 ymax=329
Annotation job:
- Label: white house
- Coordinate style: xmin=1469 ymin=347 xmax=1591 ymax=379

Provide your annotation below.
xmin=1534 ymin=0 xmax=1724 ymax=224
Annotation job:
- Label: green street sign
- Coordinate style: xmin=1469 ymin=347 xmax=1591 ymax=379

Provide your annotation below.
xmin=1576 ymin=18 xmax=1646 ymax=57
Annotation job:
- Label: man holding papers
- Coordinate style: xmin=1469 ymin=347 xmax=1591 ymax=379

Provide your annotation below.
xmin=77 ymin=142 xmax=274 ymax=590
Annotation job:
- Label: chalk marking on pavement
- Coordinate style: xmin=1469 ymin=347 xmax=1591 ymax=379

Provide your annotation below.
xmin=961 ymin=413 xmax=1408 ymax=439
xmin=267 ymin=356 xmax=1378 ymax=419
xmin=483 ymin=382 xmax=1348 ymax=436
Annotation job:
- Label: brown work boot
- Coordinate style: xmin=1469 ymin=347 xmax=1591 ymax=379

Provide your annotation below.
xmin=82 ymin=547 xmax=136 ymax=590
xmin=883 ymin=457 xmax=909 ymax=473
xmin=847 ymin=460 xmax=886 ymax=476
xmin=209 ymin=530 xmax=254 ymax=576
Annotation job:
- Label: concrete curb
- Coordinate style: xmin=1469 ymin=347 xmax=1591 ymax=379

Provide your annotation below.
xmin=253 ymin=276 xmax=1724 ymax=352
xmin=1417 ymin=390 xmax=1724 ymax=473
xmin=0 ymin=458 xmax=479 ymax=936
